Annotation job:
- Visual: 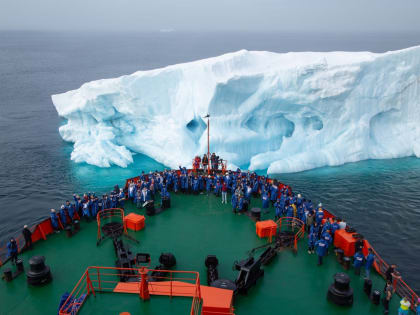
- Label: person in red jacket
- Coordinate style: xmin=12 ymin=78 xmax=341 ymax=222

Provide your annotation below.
xmin=221 ymin=181 xmax=228 ymax=204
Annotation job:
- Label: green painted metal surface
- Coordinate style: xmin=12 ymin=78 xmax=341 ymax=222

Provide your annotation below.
xmin=0 ymin=192 xmax=402 ymax=314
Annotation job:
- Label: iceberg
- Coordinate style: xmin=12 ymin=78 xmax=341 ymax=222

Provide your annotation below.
xmin=52 ymin=47 xmax=420 ymax=173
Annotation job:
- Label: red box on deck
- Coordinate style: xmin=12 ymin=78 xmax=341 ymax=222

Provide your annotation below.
xmin=334 ymin=229 xmax=356 ymax=256
xmin=124 ymin=213 xmax=145 ymax=231
xmin=256 ymin=220 xmax=277 ymax=238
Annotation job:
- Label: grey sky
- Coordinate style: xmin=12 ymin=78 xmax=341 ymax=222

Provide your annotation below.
xmin=1 ymin=0 xmax=420 ymax=32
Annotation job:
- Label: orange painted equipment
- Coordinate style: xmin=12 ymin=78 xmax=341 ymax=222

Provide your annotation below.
xmin=114 ymin=281 xmax=234 ymax=315
xmin=256 ymin=220 xmax=277 ymax=238
xmin=124 ymin=213 xmax=145 ymax=231
xmin=138 ymin=267 xmax=150 ymax=300
xmin=333 ymin=229 xmax=357 ymax=257
xmin=60 ymin=266 xmax=234 ymax=315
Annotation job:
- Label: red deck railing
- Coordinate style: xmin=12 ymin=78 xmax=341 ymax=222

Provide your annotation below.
xmin=96 ymin=208 xmax=127 ymax=242
xmin=59 ymin=266 xmax=202 ymax=315
xmin=0 ymin=217 xmax=54 ymax=266
xmin=323 ymin=210 xmax=419 ymax=310
xmin=275 ymin=216 xmax=305 ymax=251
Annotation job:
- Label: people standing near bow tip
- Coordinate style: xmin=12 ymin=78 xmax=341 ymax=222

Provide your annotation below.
xmin=202 ymin=154 xmax=208 ymax=170
xmin=22 ymin=225 xmax=33 ymax=250
xmin=7 ymin=237 xmax=18 ymax=264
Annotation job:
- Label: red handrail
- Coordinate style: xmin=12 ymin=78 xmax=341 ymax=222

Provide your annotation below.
xmin=324 ymin=210 xmax=419 ymax=309
xmin=276 ymin=216 xmax=305 ymax=251
xmin=96 ymin=208 xmax=127 ymax=242
xmin=59 ymin=266 xmax=202 ymax=315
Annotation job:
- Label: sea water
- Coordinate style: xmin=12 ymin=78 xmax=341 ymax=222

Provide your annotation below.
xmin=0 ymin=31 xmax=419 ymax=292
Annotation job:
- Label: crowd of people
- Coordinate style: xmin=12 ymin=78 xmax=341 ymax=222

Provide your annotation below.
xmin=193 ymin=153 xmax=224 ymax=171
xmin=5 ymin=165 xmax=419 ymax=314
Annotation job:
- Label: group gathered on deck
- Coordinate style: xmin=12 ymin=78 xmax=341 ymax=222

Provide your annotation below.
xmin=7 ymin=164 xmax=419 ymax=315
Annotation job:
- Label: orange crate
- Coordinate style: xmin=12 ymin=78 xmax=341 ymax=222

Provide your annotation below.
xmin=124 ymin=213 xmax=145 ymax=231
xmin=256 ymin=220 xmax=277 ymax=238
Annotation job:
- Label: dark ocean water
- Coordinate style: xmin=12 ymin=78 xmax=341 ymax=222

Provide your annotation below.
xmin=0 ymin=31 xmax=419 ymax=292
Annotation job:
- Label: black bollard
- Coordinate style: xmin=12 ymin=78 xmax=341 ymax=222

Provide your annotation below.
xmin=343 ymin=257 xmax=351 ymax=270
xmin=364 ymin=279 xmax=372 ymax=296
xmin=73 ymin=220 xmax=80 ymax=232
xmin=371 ymin=290 xmax=381 ymax=305
xmin=26 ymin=255 xmax=52 ymax=286
xmin=65 ymin=225 xmax=72 ymax=238
xmin=327 ymin=273 xmax=354 ymax=306
xmin=16 ymin=259 xmax=24 ymax=272
xmin=251 ymin=208 xmax=261 ymax=221
xmin=4 ymin=268 xmax=12 ymax=282
xmin=336 ymin=248 xmax=344 ymax=264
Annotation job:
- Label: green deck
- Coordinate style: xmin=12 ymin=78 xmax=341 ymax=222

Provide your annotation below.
xmin=0 ymin=193 xmax=401 ymax=314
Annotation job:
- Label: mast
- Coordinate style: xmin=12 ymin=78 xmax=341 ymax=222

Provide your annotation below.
xmin=204 ymin=114 xmax=210 ymax=174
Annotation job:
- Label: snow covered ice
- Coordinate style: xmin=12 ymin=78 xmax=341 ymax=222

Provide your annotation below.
xmin=52 ymin=47 xmax=420 ymax=173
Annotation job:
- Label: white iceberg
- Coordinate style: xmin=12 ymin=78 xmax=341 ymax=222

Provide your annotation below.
xmin=52 ymin=47 xmax=420 ymax=173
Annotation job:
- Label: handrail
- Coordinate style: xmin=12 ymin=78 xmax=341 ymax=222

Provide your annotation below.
xmin=276 ymin=216 xmax=305 ymax=251
xmin=325 ymin=210 xmax=419 ymax=309
xmin=0 ymin=217 xmax=55 ymax=266
xmin=59 ymin=266 xmax=202 ymax=315
xmin=96 ymin=208 xmax=126 ymax=242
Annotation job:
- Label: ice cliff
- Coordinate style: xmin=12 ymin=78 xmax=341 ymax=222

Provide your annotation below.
xmin=52 ymin=47 xmax=420 ymax=173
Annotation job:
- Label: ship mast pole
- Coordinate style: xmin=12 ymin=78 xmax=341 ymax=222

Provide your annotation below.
xmin=207 ymin=114 xmax=210 ymax=174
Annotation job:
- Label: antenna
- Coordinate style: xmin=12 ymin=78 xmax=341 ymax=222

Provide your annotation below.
xmin=204 ymin=114 xmax=210 ymax=174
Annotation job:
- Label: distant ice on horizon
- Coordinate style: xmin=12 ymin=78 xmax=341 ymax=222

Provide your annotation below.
xmin=52 ymin=47 xmax=420 ymax=173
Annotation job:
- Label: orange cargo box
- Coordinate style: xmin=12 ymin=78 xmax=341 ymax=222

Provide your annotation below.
xmin=256 ymin=220 xmax=277 ymax=238
xmin=334 ymin=229 xmax=356 ymax=257
xmin=124 ymin=213 xmax=145 ymax=231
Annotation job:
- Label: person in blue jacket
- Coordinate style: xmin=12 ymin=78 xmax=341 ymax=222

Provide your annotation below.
xmin=322 ymin=229 xmax=332 ymax=253
xmin=261 ymin=191 xmax=269 ymax=209
xmin=180 ymin=174 xmax=187 ymax=193
xmin=94 ymin=195 xmax=101 ymax=216
xmin=173 ymin=174 xmax=179 ymax=193
xmin=252 ymin=180 xmax=259 ymax=197
xmin=245 ymin=183 xmax=252 ymax=201
xmin=353 ymin=250 xmax=365 ymax=275
xmin=192 ymin=176 xmax=199 ymax=194
xmin=59 ymin=205 xmax=68 ymax=227
xmin=308 ymin=232 xmax=316 ymax=254
xmin=206 ymin=176 xmax=212 ymax=195
xmin=161 ymin=186 xmax=171 ymax=209
xmin=274 ymin=199 xmax=282 ymax=219
xmin=315 ymin=238 xmax=328 ymax=265
xmin=286 ymin=204 xmax=294 ymax=218
xmin=331 ymin=218 xmax=340 ymax=239
xmin=310 ymin=222 xmax=321 ymax=240
xmin=50 ymin=209 xmax=60 ymax=232
xmin=140 ymin=187 xmax=151 ymax=204
xmin=296 ymin=194 xmax=303 ymax=207
xmin=231 ymin=194 xmax=238 ymax=213
xmin=365 ymin=248 xmax=375 ymax=279
xmin=118 ymin=189 xmax=125 ymax=209
xmin=65 ymin=200 xmax=75 ymax=221
xmin=82 ymin=202 xmax=90 ymax=221
xmin=214 ymin=180 xmax=221 ymax=197
xmin=315 ymin=207 xmax=324 ymax=225
xmin=7 ymin=237 xmax=18 ymax=264
xmin=270 ymin=184 xmax=278 ymax=204
xmin=238 ymin=196 xmax=245 ymax=214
